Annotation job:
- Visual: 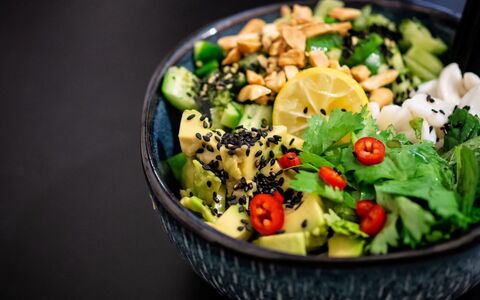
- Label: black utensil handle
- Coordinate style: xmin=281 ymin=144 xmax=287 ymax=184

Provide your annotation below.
xmin=451 ymin=0 xmax=480 ymax=72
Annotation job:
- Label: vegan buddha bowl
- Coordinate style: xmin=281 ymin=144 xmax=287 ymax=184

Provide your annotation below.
xmin=141 ymin=0 xmax=480 ymax=298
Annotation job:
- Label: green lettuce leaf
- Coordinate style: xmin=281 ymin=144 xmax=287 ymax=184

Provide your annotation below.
xmin=289 ymin=171 xmax=348 ymax=205
xmin=454 ymin=145 xmax=479 ymax=216
xmin=369 ymin=213 xmax=399 ymax=254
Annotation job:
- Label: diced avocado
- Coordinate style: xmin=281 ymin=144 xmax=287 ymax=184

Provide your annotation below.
xmin=195 ymin=60 xmax=219 ymax=77
xmin=328 ymin=233 xmax=365 ymax=257
xmin=306 ymin=34 xmax=343 ymax=53
xmin=284 ymin=133 xmax=304 ymax=150
xmin=180 ymin=196 xmax=217 ymax=222
xmin=210 ymin=107 xmax=224 ymax=130
xmin=166 ymin=153 xmax=187 ymax=182
xmin=181 ymin=158 xmax=195 ymax=189
xmin=178 ymin=110 xmax=211 ymax=156
xmin=189 ymin=160 xmax=223 ymax=206
xmin=314 ymin=0 xmax=343 ymax=18
xmin=399 ymin=19 xmax=447 ymax=55
xmin=238 ymin=104 xmax=272 ymax=129
xmin=254 ymin=232 xmax=307 ymax=255
xmin=282 ymin=193 xmax=328 ymax=250
xmin=212 ymin=205 xmax=251 ymax=240
xmin=162 ymin=66 xmax=199 ymax=111
xmin=194 ymin=40 xmax=225 ymax=64
xmin=404 ymin=56 xmax=436 ymax=81
xmin=220 ymin=102 xmax=243 ymax=128
xmin=405 ymin=46 xmax=443 ymax=77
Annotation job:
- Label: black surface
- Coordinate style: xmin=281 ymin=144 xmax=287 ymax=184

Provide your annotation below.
xmin=0 ymin=0 xmax=477 ymax=299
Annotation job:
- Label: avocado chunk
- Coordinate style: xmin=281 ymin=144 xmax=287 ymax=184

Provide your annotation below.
xmin=180 ymin=196 xmax=217 ymax=222
xmin=178 ymin=110 xmax=211 ymax=156
xmin=254 ymin=232 xmax=307 ymax=255
xmin=283 ymin=133 xmax=304 ymax=150
xmin=212 ymin=205 xmax=251 ymax=240
xmin=282 ymin=193 xmax=328 ymax=250
xmin=328 ymin=233 xmax=365 ymax=257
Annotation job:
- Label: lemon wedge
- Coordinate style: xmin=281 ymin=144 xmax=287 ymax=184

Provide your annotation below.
xmin=272 ymin=67 xmax=368 ymax=136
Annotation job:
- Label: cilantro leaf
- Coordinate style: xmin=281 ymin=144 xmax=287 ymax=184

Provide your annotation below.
xmin=409 ymin=117 xmax=423 ymax=140
xmin=289 ymin=171 xmax=345 ymax=204
xmin=302 ymin=109 xmax=364 ymax=154
xmin=369 ymin=213 xmax=399 ymax=254
xmin=443 ymin=107 xmax=480 ymax=152
xmin=375 ymin=178 xmax=463 ymax=221
xmin=299 ymin=151 xmax=334 ymax=170
xmin=324 ymin=209 xmax=368 ymax=238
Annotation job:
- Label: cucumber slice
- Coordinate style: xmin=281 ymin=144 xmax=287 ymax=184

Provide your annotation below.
xmin=194 ymin=40 xmax=225 ymax=64
xmin=166 ymin=153 xmax=187 ymax=182
xmin=195 ymin=60 xmax=219 ymax=77
xmin=162 ymin=66 xmax=199 ymax=111
xmin=238 ymin=104 xmax=272 ymax=129
xmin=231 ymin=101 xmax=245 ymax=115
xmin=404 ymin=56 xmax=436 ymax=81
xmin=220 ymin=102 xmax=242 ymax=128
xmin=405 ymin=46 xmax=443 ymax=76
xmin=399 ymin=19 xmax=447 ymax=55
xmin=210 ymin=107 xmax=224 ymax=129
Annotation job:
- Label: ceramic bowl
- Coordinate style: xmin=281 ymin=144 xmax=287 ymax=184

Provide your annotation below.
xmin=141 ymin=1 xmax=480 ymax=299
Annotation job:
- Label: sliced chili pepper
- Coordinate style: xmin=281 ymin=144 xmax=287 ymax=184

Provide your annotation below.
xmin=356 ymin=200 xmax=376 ymax=218
xmin=273 ymin=191 xmax=284 ymax=204
xmin=278 ymin=152 xmax=301 ymax=169
xmin=249 ymin=193 xmax=285 ymax=236
xmin=360 ymin=204 xmax=386 ymax=236
xmin=318 ymin=166 xmax=347 ymax=190
xmin=354 ymin=137 xmax=386 ymax=166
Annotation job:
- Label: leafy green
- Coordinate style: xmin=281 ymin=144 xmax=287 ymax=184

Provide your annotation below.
xmin=454 ymin=145 xmax=479 ymax=216
xmin=375 ymin=179 xmax=463 ymax=221
xmin=302 ymin=109 xmax=364 ymax=154
xmin=299 ymin=151 xmax=334 ymax=170
xmin=289 ymin=171 xmax=348 ymax=205
xmin=343 ymin=33 xmax=384 ymax=73
xmin=369 ymin=213 xmax=399 ymax=254
xmin=443 ymin=107 xmax=480 ymax=152
xmin=324 ymin=209 xmax=368 ymax=238
xmin=409 ymin=117 xmax=423 ymax=140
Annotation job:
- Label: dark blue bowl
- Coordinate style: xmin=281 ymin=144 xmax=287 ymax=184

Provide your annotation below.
xmin=141 ymin=1 xmax=480 ymax=299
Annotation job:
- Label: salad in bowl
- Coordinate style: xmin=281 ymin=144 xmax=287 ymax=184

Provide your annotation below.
xmin=159 ymin=0 xmax=480 ymax=258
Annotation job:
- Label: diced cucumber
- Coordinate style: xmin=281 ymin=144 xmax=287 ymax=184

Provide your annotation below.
xmin=405 ymin=46 xmax=443 ymax=76
xmin=167 ymin=153 xmax=187 ymax=182
xmin=238 ymin=104 xmax=272 ymax=129
xmin=314 ymin=0 xmax=344 ymax=18
xmin=306 ymin=34 xmax=343 ymax=53
xmin=194 ymin=40 xmax=225 ymax=64
xmin=195 ymin=60 xmax=219 ymax=77
xmin=220 ymin=102 xmax=243 ymax=128
xmin=162 ymin=66 xmax=199 ymax=111
xmin=404 ymin=56 xmax=436 ymax=81
xmin=210 ymin=107 xmax=224 ymax=129
xmin=399 ymin=19 xmax=447 ymax=55
xmin=231 ymin=101 xmax=245 ymax=115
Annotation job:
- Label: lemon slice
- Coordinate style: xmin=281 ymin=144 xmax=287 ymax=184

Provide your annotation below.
xmin=272 ymin=67 xmax=368 ymax=136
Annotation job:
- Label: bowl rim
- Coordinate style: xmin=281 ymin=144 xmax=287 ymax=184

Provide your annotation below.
xmin=141 ymin=0 xmax=480 ymax=267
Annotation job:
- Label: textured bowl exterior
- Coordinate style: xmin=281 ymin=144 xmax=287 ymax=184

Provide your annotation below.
xmin=153 ymin=195 xmax=480 ymax=300
xmin=141 ymin=1 xmax=480 ymax=299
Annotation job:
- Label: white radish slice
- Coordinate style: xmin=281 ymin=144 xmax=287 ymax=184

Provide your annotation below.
xmin=421 ymin=119 xmax=437 ymax=144
xmin=413 ymin=79 xmax=438 ymax=97
xmin=368 ymin=102 xmax=380 ymax=119
xmin=403 ymin=93 xmax=455 ymax=127
xmin=463 ymin=72 xmax=480 ymax=92
xmin=459 ymin=85 xmax=480 ymax=117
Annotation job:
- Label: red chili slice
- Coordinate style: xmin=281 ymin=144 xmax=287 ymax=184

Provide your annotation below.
xmin=356 ymin=200 xmax=376 ymax=218
xmin=354 ymin=137 xmax=386 ymax=166
xmin=273 ymin=191 xmax=284 ymax=204
xmin=278 ymin=152 xmax=301 ymax=169
xmin=249 ymin=194 xmax=285 ymax=236
xmin=318 ymin=166 xmax=347 ymax=190
xmin=360 ymin=204 xmax=386 ymax=236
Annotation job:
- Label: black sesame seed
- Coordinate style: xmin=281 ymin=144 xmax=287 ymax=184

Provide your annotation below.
xmin=202 ymin=164 xmax=211 ymax=171
xmin=246 ymin=148 xmax=251 ymax=157
xmin=203 ymin=120 xmax=208 ymax=128
xmin=206 ymin=145 xmax=214 ymax=152
xmin=216 ymin=155 xmax=222 ymax=160
xmin=439 ymin=109 xmax=445 ymax=115
xmin=276 ymin=230 xmax=285 ymax=234
xmin=237 ymin=226 xmax=244 ymax=232
xmin=187 ymin=114 xmax=195 ymax=120
xmin=431 ymin=109 xmax=438 ymax=113
xmin=255 ymin=150 xmax=262 ymax=157
xmin=301 ymin=219 xmax=308 ymax=228
xmin=464 ymin=105 xmax=471 ymax=111
xmin=200 ymin=114 xmax=206 ymax=121
xmin=238 ymin=206 xmax=245 ymax=213
xmin=196 ymin=148 xmax=204 ymax=154
xmin=203 ymin=135 xmax=211 ymax=142
xmin=429 ymin=126 xmax=433 ymax=132
xmin=289 ymin=138 xmax=295 ymax=146
xmin=228 ymin=149 xmax=236 ymax=155
xmin=268 ymin=125 xmax=273 ymax=131
xmin=206 ymin=181 xmax=212 ymax=188
xmin=303 ymin=107 xmax=308 ymax=114
xmin=195 ymin=133 xmax=202 ymax=140
xmin=341 ymin=108 xmax=346 ymax=112
xmin=320 ymin=109 xmax=326 ymax=115
xmin=215 ymin=136 xmax=221 ymax=142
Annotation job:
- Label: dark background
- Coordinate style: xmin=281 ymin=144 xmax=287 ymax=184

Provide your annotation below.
xmin=1 ymin=0 xmax=477 ymax=299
